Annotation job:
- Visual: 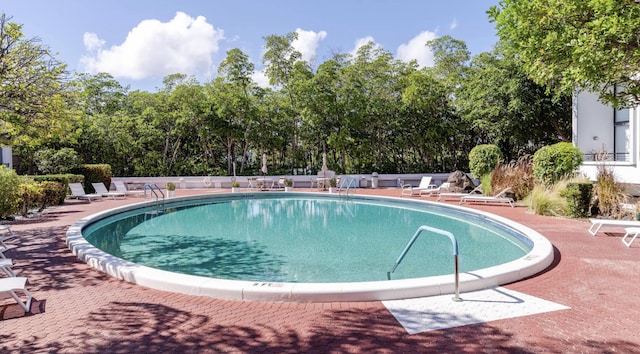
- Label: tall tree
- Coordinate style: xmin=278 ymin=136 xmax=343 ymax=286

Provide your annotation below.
xmin=0 ymin=13 xmax=72 ymax=148
xmin=489 ymin=0 xmax=640 ymax=107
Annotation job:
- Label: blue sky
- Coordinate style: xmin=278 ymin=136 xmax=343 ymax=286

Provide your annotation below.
xmin=1 ymin=0 xmax=500 ymax=92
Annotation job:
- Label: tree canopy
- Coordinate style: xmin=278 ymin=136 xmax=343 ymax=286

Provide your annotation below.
xmin=489 ymin=0 xmax=640 ymax=108
xmin=1 ymin=14 xmax=571 ymax=177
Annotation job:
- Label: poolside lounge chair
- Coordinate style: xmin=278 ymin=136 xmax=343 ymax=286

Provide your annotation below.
xmin=91 ymin=182 xmax=126 ymax=199
xmin=113 ymin=181 xmax=145 ymax=197
xmin=437 ymin=184 xmax=483 ymax=201
xmin=0 ymin=277 xmax=32 ymax=312
xmin=622 ymin=227 xmax=640 ymax=247
xmin=588 ymin=219 xmax=640 ymax=236
xmin=69 ymin=183 xmax=102 ymax=202
xmin=0 ymin=225 xmax=15 ymax=249
xmin=401 ymin=176 xmax=437 ymax=196
xmin=460 ymin=187 xmax=515 ymax=207
xmin=420 ymin=182 xmax=452 ymax=197
xmin=0 ymin=258 xmax=15 ymax=277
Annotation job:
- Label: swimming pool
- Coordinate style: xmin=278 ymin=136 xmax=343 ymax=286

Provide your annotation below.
xmin=66 ymin=192 xmax=554 ymax=302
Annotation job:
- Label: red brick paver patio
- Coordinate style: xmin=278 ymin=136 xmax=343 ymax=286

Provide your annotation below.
xmin=1 ymin=188 xmax=640 ymax=353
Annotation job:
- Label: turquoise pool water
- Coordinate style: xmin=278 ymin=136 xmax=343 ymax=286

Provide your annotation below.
xmin=83 ymin=195 xmax=530 ymax=283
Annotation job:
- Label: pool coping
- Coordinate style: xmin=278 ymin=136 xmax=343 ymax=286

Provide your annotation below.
xmin=65 ymin=192 xmax=555 ymax=302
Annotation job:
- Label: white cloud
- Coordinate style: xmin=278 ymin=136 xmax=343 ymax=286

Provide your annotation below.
xmin=83 ymin=33 xmax=105 ymax=52
xmin=292 ymin=28 xmax=327 ymax=64
xmin=349 ymin=36 xmax=382 ymax=58
xmin=449 ymin=19 xmax=458 ymax=30
xmin=252 ymin=70 xmax=270 ymax=88
xmin=397 ymin=31 xmax=438 ymax=68
xmin=80 ymin=12 xmax=224 ymax=80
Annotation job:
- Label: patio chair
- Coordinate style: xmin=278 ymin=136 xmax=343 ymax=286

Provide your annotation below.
xmin=0 ymin=258 xmax=15 ymax=277
xmin=420 ymin=182 xmax=452 ymax=197
xmin=460 ymin=187 xmax=515 ymax=207
xmin=401 ymin=176 xmax=437 ymax=196
xmin=113 ymin=181 xmax=145 ymax=197
xmin=587 ymin=219 xmax=640 ymax=236
xmin=0 ymin=276 xmax=32 ymax=312
xmin=621 ymin=227 xmax=640 ymax=247
xmin=69 ymin=183 xmax=103 ymax=202
xmin=91 ymin=182 xmax=126 ymax=199
xmin=437 ymin=184 xmax=483 ymax=201
xmin=0 ymin=225 xmax=15 ymax=249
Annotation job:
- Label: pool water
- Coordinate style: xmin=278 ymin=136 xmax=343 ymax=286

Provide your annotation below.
xmin=83 ymin=196 xmax=530 ymax=283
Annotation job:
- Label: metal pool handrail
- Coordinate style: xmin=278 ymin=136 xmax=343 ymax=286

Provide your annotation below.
xmin=387 ymin=225 xmax=462 ymax=302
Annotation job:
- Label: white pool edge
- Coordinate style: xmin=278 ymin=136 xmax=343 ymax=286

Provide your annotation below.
xmin=66 ymin=193 xmax=555 ymax=302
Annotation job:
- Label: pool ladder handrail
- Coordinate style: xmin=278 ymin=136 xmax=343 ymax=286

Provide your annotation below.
xmin=338 ymin=176 xmax=358 ymax=196
xmin=143 ymin=183 xmax=165 ymax=200
xmin=387 ymin=225 xmax=462 ymax=302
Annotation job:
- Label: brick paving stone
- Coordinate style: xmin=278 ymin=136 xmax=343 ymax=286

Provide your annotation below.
xmin=1 ymin=188 xmax=640 ymax=353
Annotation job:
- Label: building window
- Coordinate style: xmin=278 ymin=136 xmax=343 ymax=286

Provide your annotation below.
xmin=613 ymin=85 xmax=631 ymax=162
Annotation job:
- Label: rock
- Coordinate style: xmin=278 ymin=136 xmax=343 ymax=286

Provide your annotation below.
xmin=446 ymin=171 xmax=477 ymax=193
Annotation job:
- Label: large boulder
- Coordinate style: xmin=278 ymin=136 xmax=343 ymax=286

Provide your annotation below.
xmin=446 ymin=171 xmax=477 ymax=193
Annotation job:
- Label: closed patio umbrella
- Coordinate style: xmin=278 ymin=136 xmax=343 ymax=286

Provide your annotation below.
xmin=261 ymin=153 xmax=268 ymax=175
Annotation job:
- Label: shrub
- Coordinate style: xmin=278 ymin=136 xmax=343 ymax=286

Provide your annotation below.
xmin=561 ymin=182 xmax=593 ymax=218
xmin=490 ymin=155 xmax=535 ymax=200
xmin=34 ymin=148 xmax=81 ymax=174
xmin=533 ymin=142 xmax=583 ymax=186
xmin=72 ymin=164 xmax=112 ymax=193
xmin=166 ymin=182 xmax=176 ymax=191
xmin=593 ymin=152 xmax=626 ymax=218
xmin=33 ymin=174 xmax=82 ymax=204
xmin=469 ymin=144 xmax=503 ymax=179
xmin=0 ymin=166 xmax=20 ymax=219
xmin=39 ymin=181 xmax=66 ymax=210
xmin=17 ymin=182 xmax=43 ymax=217
xmin=525 ymin=184 xmax=568 ymax=216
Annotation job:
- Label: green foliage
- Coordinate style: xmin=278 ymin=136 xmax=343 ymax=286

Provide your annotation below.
xmin=489 ymin=0 xmax=640 ymax=107
xmin=469 ymin=144 xmax=503 ymax=179
xmin=524 ymin=184 xmax=568 ymax=216
xmin=560 ymin=182 xmax=593 ymax=218
xmin=533 ymin=142 xmax=583 ymax=186
xmin=490 ymin=155 xmax=535 ymax=201
xmin=34 ymin=148 xmax=81 ymax=174
xmin=284 ymin=178 xmax=293 ymax=187
xmin=166 ymin=182 xmax=176 ymax=191
xmin=72 ymin=164 xmax=112 ymax=193
xmin=17 ymin=182 xmax=43 ymax=217
xmin=38 ymin=181 xmax=66 ymax=209
xmin=329 ymin=178 xmax=337 ymax=187
xmin=479 ymin=173 xmax=492 ymax=195
xmin=231 ymin=180 xmax=240 ymax=188
xmin=0 ymin=166 xmax=20 ymax=219
xmin=593 ymin=156 xmax=626 ymax=218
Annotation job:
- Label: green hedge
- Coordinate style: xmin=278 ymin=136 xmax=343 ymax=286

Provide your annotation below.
xmin=561 ymin=182 xmax=593 ymax=218
xmin=71 ymin=164 xmax=112 ymax=193
xmin=533 ymin=142 xmax=583 ymax=186
xmin=33 ymin=174 xmax=84 ymax=204
xmin=469 ymin=144 xmax=503 ymax=179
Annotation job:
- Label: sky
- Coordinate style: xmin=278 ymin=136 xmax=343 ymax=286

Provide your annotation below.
xmin=1 ymin=0 xmax=501 ymax=92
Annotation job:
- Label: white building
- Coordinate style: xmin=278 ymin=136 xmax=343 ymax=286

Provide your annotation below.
xmin=573 ymin=90 xmax=640 ymax=193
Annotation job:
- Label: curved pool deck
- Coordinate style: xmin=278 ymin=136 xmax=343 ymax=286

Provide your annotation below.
xmin=66 ymin=192 xmax=554 ymax=302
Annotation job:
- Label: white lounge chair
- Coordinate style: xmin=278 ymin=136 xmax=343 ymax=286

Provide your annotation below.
xmin=113 ymin=181 xmax=144 ymax=197
xmin=436 ymin=184 xmax=483 ymax=201
xmin=401 ymin=176 xmax=437 ymax=196
xmin=622 ymin=227 xmax=640 ymax=247
xmin=420 ymin=182 xmax=452 ymax=197
xmin=0 ymin=277 xmax=32 ymax=312
xmin=0 ymin=258 xmax=15 ymax=277
xmin=69 ymin=183 xmax=102 ymax=202
xmin=588 ymin=219 xmax=640 ymax=236
xmin=0 ymin=225 xmax=15 ymax=249
xmin=91 ymin=182 xmax=126 ymax=199
xmin=460 ymin=187 xmax=515 ymax=207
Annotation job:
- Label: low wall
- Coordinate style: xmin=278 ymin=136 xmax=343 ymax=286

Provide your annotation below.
xmin=112 ymin=173 xmax=462 ymax=190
